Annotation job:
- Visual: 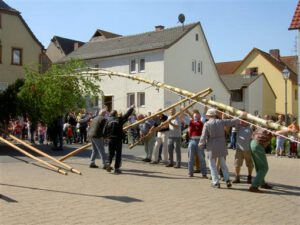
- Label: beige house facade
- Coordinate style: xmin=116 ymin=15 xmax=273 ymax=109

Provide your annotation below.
xmin=0 ymin=1 xmax=44 ymax=91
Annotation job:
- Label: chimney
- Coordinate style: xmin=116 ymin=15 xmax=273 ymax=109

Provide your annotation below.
xmin=155 ymin=25 xmax=165 ymax=31
xmin=269 ymin=49 xmax=280 ymax=61
xmin=74 ymin=42 xmax=81 ymax=50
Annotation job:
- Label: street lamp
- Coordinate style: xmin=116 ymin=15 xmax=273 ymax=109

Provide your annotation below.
xmin=282 ymin=66 xmax=290 ymax=125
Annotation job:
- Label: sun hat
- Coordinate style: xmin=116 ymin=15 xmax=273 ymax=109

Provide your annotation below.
xmin=206 ymin=108 xmax=217 ymax=117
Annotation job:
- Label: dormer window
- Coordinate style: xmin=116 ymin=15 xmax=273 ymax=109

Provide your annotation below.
xmin=246 ymin=67 xmax=258 ymax=76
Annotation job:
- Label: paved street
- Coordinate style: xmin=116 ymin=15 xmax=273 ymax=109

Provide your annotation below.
xmin=0 ymin=143 xmax=300 ymax=225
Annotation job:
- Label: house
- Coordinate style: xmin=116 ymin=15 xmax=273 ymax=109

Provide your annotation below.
xmin=220 ymin=74 xmax=276 ymax=116
xmin=0 ymin=0 xmax=47 ymax=91
xmin=60 ymin=22 xmax=230 ymax=113
xmin=216 ymin=48 xmax=298 ymax=117
xmin=46 ymin=36 xmax=85 ymax=63
xmin=46 ymin=29 xmax=121 ymax=63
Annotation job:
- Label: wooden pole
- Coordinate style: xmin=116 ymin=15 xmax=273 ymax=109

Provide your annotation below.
xmin=0 ymin=137 xmax=67 ymax=175
xmin=86 ymin=69 xmax=300 ymax=138
xmin=129 ymin=98 xmax=199 ymax=149
xmin=124 ymin=88 xmax=212 ymax=130
xmin=59 ymin=89 xmax=211 ymax=161
xmin=0 ymin=129 xmax=81 ymax=175
xmin=59 ymin=143 xmax=92 ymax=162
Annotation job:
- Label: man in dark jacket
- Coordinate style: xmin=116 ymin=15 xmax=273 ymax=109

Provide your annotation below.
xmin=79 ymin=109 xmax=90 ymax=144
xmin=88 ymin=106 xmax=108 ymax=169
xmin=106 ymin=105 xmax=135 ymax=174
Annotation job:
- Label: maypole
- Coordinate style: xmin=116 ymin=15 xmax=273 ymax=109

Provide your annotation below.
xmin=80 ymin=68 xmax=300 ymax=138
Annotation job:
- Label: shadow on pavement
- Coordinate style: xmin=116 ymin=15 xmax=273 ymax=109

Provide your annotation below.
xmin=228 ymin=185 xmax=300 ymax=197
xmin=121 ymin=168 xmax=191 ymax=180
xmin=0 ymin=183 xmax=143 ymax=203
xmin=0 ymin=143 xmax=91 ymax=158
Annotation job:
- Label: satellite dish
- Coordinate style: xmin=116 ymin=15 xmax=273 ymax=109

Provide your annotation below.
xmin=178 ymin=14 xmax=185 ymax=24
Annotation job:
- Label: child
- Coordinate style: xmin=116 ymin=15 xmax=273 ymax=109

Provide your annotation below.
xmin=38 ymin=122 xmax=47 ymax=144
xmin=288 ymin=118 xmax=299 ymax=158
xmin=66 ymin=124 xmax=74 ymax=144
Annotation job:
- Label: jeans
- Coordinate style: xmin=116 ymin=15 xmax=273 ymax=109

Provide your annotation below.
xmin=153 ymin=131 xmax=169 ymax=162
xmin=251 ymin=140 xmax=268 ymax=188
xmin=208 ymin=157 xmax=229 ymax=185
xmin=90 ymin=137 xmax=107 ymax=166
xmin=168 ymin=137 xmax=181 ymax=166
xmin=188 ymin=139 xmax=207 ymax=176
xmin=230 ymin=132 xmax=237 ymax=149
xmin=79 ymin=127 xmax=87 ymax=143
xmin=144 ymin=135 xmax=155 ymax=159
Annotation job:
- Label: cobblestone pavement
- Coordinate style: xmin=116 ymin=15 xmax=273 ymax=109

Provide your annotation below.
xmin=0 ymin=143 xmax=299 ymax=225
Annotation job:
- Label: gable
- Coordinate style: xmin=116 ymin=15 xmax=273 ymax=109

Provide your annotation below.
xmin=233 ymin=48 xmax=297 ymax=84
xmin=60 ymin=23 xmax=199 ymax=62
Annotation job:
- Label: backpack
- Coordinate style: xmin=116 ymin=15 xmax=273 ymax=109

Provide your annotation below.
xmin=103 ymin=118 xmax=119 ymax=138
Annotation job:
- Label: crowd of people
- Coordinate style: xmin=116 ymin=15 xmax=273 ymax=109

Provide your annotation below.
xmin=86 ymin=105 xmax=298 ymax=192
xmin=3 ymin=105 xmax=299 ymax=192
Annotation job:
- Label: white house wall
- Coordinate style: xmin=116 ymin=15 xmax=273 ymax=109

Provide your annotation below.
xmin=248 ymin=76 xmax=263 ymax=116
xmin=262 ymin=77 xmax=276 ymax=116
xmin=87 ymin=50 xmax=165 ymax=114
xmin=164 ymin=25 xmax=230 ymax=110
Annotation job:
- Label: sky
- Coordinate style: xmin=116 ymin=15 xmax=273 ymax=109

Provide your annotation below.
xmin=5 ymin=0 xmax=299 ymax=62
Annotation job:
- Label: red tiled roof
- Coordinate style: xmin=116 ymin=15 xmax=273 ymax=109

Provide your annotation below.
xmin=289 ymin=0 xmax=300 ymax=30
xmin=215 ymin=60 xmax=241 ymax=75
xmin=281 ymin=55 xmax=298 ymax=74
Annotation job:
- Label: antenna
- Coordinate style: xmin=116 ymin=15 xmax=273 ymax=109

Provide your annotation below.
xmin=178 ymin=13 xmax=185 ymax=30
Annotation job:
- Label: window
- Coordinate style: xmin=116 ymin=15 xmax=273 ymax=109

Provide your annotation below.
xmin=195 ymin=34 xmax=199 ymax=41
xmin=246 ymin=67 xmax=258 ymax=76
xmin=90 ymin=96 xmax=99 ymax=107
xmin=94 ymin=64 xmax=99 ymax=68
xmin=127 ymin=93 xmax=135 ymax=107
xmin=198 ymin=61 xmax=203 ymax=74
xmin=295 ymin=89 xmax=298 ymax=100
xmin=137 ymin=92 xmax=145 ymax=107
xmin=192 ymin=60 xmax=196 ymax=73
xmin=0 ymin=14 xmax=2 ymax=29
xmin=231 ymin=90 xmax=243 ymax=102
xmin=139 ymin=58 xmax=145 ymax=72
xmin=11 ymin=48 xmax=22 ymax=65
xmin=0 ymin=82 xmax=8 ymax=93
xmin=130 ymin=59 xmax=136 ymax=73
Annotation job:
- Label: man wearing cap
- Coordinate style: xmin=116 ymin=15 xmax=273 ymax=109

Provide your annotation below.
xmin=199 ymin=108 xmax=245 ymax=188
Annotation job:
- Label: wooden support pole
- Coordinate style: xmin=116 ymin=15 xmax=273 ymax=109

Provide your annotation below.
xmin=129 ymin=98 xmax=199 ymax=149
xmin=124 ymin=88 xmax=212 ymax=130
xmin=59 ymin=143 xmax=92 ymax=162
xmin=58 ymin=90 xmax=211 ymax=161
xmin=0 ymin=129 xmax=81 ymax=175
xmin=0 ymin=137 xmax=67 ymax=175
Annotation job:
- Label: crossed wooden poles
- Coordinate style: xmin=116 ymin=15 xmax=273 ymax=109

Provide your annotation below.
xmin=57 ymin=88 xmax=212 ymax=162
xmin=0 ymin=128 xmax=81 ymax=175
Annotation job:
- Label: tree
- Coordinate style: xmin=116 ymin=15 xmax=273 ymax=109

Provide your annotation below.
xmin=18 ymin=59 xmax=102 ymax=125
xmin=0 ymin=79 xmax=25 ymax=125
